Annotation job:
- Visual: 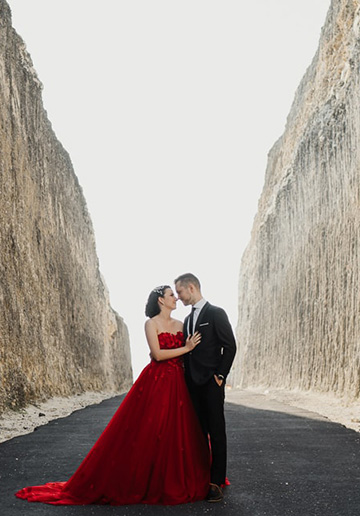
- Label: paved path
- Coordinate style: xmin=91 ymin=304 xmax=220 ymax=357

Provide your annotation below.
xmin=1 ymin=390 xmax=360 ymax=516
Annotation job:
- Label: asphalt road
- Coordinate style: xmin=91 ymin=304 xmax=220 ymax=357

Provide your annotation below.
xmin=1 ymin=390 xmax=359 ymax=516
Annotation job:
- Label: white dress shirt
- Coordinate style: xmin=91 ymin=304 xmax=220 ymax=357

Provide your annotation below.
xmin=188 ymin=298 xmax=207 ymax=334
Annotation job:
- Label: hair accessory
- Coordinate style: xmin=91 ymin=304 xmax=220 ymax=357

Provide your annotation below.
xmin=152 ymin=286 xmax=167 ymax=295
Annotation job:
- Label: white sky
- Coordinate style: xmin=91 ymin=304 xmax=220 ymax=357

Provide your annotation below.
xmin=8 ymin=0 xmax=331 ymax=378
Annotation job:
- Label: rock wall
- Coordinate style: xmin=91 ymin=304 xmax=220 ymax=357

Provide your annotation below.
xmin=233 ymin=0 xmax=360 ymax=400
xmin=0 ymin=0 xmax=132 ymax=414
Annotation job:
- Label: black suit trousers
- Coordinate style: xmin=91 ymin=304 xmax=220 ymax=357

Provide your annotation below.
xmin=185 ymin=374 xmax=226 ymax=486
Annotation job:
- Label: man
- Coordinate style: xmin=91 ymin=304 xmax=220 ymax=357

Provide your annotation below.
xmin=174 ymin=273 xmax=237 ymax=503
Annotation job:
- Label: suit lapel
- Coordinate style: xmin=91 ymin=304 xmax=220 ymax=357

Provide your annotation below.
xmin=184 ymin=313 xmax=190 ymax=338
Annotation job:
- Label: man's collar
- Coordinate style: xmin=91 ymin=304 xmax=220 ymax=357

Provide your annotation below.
xmin=193 ymin=298 xmax=207 ymax=310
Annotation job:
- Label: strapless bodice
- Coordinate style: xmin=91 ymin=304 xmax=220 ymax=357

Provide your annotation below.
xmin=158 ymin=331 xmax=184 ymax=350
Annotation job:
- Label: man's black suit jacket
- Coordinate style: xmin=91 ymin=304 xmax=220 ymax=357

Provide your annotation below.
xmin=183 ymin=302 xmax=237 ymax=385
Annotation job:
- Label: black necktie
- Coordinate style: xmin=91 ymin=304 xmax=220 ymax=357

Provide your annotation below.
xmin=189 ymin=306 xmax=196 ymax=335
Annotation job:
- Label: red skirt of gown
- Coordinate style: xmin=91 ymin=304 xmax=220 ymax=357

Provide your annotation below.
xmin=15 ymin=332 xmax=210 ymax=505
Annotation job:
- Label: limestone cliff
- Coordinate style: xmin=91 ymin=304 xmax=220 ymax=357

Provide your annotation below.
xmin=233 ymin=0 xmax=360 ymax=400
xmin=0 ymin=0 xmax=132 ymax=414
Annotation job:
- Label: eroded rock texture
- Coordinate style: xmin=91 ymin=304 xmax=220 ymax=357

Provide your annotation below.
xmin=233 ymin=0 xmax=360 ymax=400
xmin=0 ymin=0 xmax=132 ymax=413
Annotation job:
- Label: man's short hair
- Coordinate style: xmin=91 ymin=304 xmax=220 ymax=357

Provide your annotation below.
xmin=174 ymin=273 xmax=201 ymax=290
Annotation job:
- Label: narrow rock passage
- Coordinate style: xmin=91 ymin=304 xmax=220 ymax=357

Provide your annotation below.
xmin=1 ymin=391 xmax=359 ymax=516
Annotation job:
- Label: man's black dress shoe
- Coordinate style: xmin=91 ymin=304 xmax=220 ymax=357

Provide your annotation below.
xmin=206 ymin=483 xmax=223 ymax=503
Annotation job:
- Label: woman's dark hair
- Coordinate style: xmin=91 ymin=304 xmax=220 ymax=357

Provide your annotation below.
xmin=145 ymin=285 xmax=171 ymax=318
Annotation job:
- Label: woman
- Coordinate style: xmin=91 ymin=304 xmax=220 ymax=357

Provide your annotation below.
xmin=15 ymin=285 xmax=210 ymax=505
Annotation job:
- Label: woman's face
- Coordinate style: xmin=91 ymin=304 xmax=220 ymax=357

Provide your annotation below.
xmin=160 ymin=288 xmax=178 ymax=311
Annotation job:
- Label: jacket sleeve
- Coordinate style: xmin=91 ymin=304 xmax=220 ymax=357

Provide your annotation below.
xmin=213 ymin=307 xmax=237 ymax=379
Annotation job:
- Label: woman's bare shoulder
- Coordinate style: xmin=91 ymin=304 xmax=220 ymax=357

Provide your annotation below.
xmin=145 ymin=317 xmax=158 ymax=332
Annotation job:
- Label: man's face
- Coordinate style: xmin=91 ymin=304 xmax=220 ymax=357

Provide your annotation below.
xmin=175 ymin=282 xmax=193 ymax=306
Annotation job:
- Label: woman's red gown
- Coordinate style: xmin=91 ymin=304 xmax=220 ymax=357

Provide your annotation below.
xmin=15 ymin=332 xmax=210 ymax=505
